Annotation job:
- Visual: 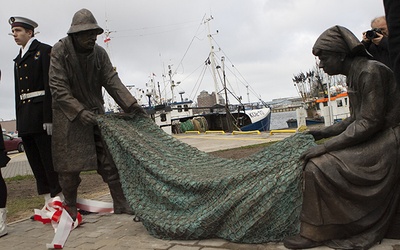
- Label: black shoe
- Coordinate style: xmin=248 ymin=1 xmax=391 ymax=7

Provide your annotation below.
xmin=283 ymin=234 xmax=322 ymax=249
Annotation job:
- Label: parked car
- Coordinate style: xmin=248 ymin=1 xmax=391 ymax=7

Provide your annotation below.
xmin=2 ymin=133 xmax=24 ymax=153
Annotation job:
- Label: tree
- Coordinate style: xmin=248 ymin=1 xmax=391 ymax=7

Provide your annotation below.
xmin=292 ymin=59 xmax=347 ymax=117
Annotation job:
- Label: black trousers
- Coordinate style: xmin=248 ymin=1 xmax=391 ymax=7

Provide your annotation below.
xmin=384 ymin=0 xmax=400 ymax=84
xmin=21 ymin=133 xmax=62 ymax=197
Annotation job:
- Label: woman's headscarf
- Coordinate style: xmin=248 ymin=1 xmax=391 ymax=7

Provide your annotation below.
xmin=312 ymin=25 xmax=372 ymax=58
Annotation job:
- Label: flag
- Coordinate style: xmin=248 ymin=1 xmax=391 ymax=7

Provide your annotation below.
xmin=104 ymin=36 xmax=111 ymax=43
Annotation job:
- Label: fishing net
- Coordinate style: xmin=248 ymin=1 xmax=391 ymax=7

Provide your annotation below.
xmin=179 ymin=119 xmax=194 ymax=132
xmin=97 ymin=114 xmax=316 ymax=243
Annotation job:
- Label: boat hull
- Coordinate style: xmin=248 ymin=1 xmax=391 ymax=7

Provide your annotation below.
xmin=198 ymin=107 xmax=271 ymax=132
xmin=240 ymin=108 xmax=271 ymax=131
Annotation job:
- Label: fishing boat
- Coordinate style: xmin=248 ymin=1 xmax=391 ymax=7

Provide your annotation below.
xmin=168 ymin=16 xmax=271 ymax=133
xmin=286 ymin=87 xmax=350 ymax=128
xmin=287 ymin=65 xmax=350 ymax=128
xmin=103 ymin=15 xmax=271 ymax=134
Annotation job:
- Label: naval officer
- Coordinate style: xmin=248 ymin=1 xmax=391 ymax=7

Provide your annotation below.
xmin=9 ymin=16 xmax=61 ymax=201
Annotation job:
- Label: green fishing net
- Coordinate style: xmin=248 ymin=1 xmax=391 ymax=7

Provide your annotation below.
xmin=97 ymin=114 xmax=316 ymax=243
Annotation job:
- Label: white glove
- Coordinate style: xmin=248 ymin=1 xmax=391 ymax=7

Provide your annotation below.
xmin=43 ymin=123 xmax=53 ymax=135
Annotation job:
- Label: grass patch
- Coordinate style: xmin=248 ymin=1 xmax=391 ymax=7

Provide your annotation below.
xmin=5 ymin=174 xmax=35 ymax=183
xmin=7 ymin=196 xmax=43 ymax=222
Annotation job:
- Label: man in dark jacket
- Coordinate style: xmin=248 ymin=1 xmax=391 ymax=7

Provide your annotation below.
xmin=361 ymin=16 xmax=392 ymax=69
xmin=49 ymin=9 xmax=145 ymax=220
xmin=9 ymin=16 xmax=61 ymax=201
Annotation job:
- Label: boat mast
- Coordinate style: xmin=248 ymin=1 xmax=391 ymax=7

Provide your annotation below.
xmin=204 ymin=16 xmax=220 ymax=105
xmin=221 ymin=56 xmax=233 ymax=131
xmin=168 ymin=65 xmax=175 ymax=103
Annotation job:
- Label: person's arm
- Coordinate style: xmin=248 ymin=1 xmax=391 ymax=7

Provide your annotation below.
xmin=308 ymin=116 xmax=354 ymax=141
xmin=42 ymin=44 xmax=52 ymax=124
xmin=48 ymin=41 xmax=86 ymax=122
xmin=323 ymin=66 xmax=386 ymax=152
xmin=41 ymin=44 xmax=53 ymax=135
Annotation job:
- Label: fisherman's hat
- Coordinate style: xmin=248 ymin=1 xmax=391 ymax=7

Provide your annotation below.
xmin=9 ymin=16 xmax=38 ymax=30
xmin=67 ymin=8 xmax=103 ymax=35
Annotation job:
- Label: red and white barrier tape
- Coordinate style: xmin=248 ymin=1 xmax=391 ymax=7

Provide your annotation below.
xmin=32 ymin=195 xmax=113 ymax=249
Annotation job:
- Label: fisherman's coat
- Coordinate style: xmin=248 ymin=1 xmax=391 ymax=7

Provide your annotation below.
xmin=49 ymin=36 xmax=137 ymax=173
xmin=13 ymin=39 xmax=52 ymax=136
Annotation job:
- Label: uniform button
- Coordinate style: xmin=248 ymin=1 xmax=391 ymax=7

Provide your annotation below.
xmin=23 ymin=101 xmax=25 ymax=104
xmin=25 ymin=76 xmax=28 ymax=79
xmin=24 ymin=64 xmax=27 ymax=67
xmin=18 ymin=66 xmax=21 ymax=69
xmin=19 ymin=77 xmax=22 ymax=80
xmin=21 ymin=89 xmax=24 ymax=93
xmin=28 ymin=100 xmax=31 ymax=103
xmin=27 ymin=89 xmax=30 ymax=91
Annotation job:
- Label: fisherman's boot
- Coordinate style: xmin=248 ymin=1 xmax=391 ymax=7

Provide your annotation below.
xmin=0 ymin=208 xmax=7 ymax=237
xmin=62 ymin=189 xmax=78 ymax=221
xmin=108 ymin=180 xmax=134 ymax=215
xmin=58 ymin=173 xmax=81 ymax=221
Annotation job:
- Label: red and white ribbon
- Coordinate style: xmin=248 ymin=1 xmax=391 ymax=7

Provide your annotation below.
xmin=76 ymin=197 xmax=114 ymax=213
xmin=32 ymin=195 xmax=114 ymax=249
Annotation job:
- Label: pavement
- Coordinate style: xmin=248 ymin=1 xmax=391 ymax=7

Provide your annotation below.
xmin=1 ymin=131 xmax=400 ymax=249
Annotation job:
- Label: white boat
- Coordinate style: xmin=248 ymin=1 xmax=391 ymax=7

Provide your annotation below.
xmin=315 ymin=91 xmax=350 ymax=124
xmin=286 ymin=90 xmax=350 ymax=129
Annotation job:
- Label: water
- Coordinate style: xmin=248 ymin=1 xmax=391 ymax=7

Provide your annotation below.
xmin=270 ymin=111 xmax=296 ymax=130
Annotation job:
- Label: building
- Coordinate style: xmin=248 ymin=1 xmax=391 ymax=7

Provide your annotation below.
xmin=195 ymin=90 xmax=225 ymax=114
xmin=0 ymin=119 xmax=17 ymax=136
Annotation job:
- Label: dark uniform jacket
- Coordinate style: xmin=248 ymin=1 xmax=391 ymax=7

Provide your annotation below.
xmin=49 ymin=36 xmax=137 ymax=172
xmin=13 ymin=39 xmax=52 ymax=136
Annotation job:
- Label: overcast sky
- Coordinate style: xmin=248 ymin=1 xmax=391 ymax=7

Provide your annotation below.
xmin=0 ymin=0 xmax=385 ymax=121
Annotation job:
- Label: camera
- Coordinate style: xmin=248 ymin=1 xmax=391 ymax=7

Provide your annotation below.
xmin=366 ymin=28 xmax=382 ymax=40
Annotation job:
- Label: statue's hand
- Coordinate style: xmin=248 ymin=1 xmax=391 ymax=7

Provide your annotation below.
xmin=306 ymin=130 xmax=325 ymax=141
xmin=127 ymin=103 xmax=147 ymax=116
xmin=300 ymin=145 xmax=327 ymax=170
xmin=78 ymin=110 xmax=97 ymax=126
